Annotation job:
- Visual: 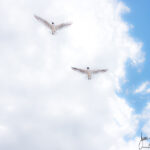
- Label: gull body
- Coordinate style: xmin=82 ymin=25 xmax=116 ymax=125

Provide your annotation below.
xmin=72 ymin=67 xmax=107 ymax=80
xmin=51 ymin=22 xmax=56 ymax=35
xmin=34 ymin=15 xmax=72 ymax=35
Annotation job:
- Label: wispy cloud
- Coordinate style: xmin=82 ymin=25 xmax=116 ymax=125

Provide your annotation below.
xmin=146 ymin=88 xmax=150 ymax=93
xmin=134 ymin=81 xmax=150 ymax=94
xmin=140 ymin=103 xmax=150 ymax=136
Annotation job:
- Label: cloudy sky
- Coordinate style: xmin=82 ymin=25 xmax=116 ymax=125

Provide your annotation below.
xmin=0 ymin=0 xmax=150 ymax=149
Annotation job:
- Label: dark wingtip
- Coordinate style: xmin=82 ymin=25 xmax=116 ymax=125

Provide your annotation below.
xmin=34 ymin=15 xmax=41 ymax=20
xmin=100 ymin=69 xmax=107 ymax=72
xmin=104 ymin=69 xmax=108 ymax=72
xmin=34 ymin=14 xmax=38 ymax=19
xmin=72 ymin=67 xmax=77 ymax=70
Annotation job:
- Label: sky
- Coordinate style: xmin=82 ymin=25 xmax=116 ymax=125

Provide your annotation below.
xmin=119 ymin=0 xmax=150 ymax=113
xmin=118 ymin=0 xmax=150 ymax=137
xmin=0 ymin=0 xmax=150 ymax=149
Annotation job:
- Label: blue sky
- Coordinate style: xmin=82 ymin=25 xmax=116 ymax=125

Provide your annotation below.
xmin=119 ymin=0 xmax=150 ymax=113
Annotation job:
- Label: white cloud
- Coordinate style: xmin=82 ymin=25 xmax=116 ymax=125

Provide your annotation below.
xmin=134 ymin=81 xmax=150 ymax=94
xmin=146 ymin=88 xmax=150 ymax=93
xmin=141 ymin=103 xmax=150 ymax=137
xmin=0 ymin=0 xmax=143 ymax=149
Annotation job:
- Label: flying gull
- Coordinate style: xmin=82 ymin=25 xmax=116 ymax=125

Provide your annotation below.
xmin=72 ymin=67 xmax=107 ymax=80
xmin=34 ymin=15 xmax=72 ymax=35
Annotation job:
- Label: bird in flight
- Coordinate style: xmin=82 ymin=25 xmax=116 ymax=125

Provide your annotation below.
xmin=139 ymin=132 xmax=150 ymax=150
xmin=72 ymin=67 xmax=107 ymax=80
xmin=34 ymin=15 xmax=72 ymax=35
xmin=141 ymin=132 xmax=149 ymax=141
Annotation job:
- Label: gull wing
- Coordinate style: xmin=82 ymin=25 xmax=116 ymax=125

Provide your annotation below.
xmin=55 ymin=22 xmax=72 ymax=30
xmin=92 ymin=69 xmax=108 ymax=74
xmin=34 ymin=15 xmax=52 ymax=29
xmin=72 ymin=67 xmax=87 ymax=74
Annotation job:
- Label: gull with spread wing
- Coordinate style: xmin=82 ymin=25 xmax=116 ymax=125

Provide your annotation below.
xmin=72 ymin=67 xmax=107 ymax=80
xmin=34 ymin=15 xmax=72 ymax=35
